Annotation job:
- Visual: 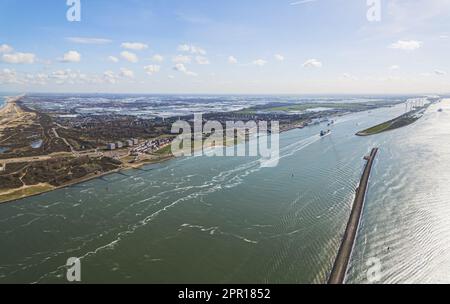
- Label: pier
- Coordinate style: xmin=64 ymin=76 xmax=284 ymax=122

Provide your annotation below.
xmin=328 ymin=148 xmax=379 ymax=284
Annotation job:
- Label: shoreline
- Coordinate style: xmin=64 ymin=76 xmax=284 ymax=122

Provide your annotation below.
xmin=0 ymin=118 xmax=311 ymax=205
xmin=0 ymin=95 xmax=401 ymax=205
xmin=0 ymin=154 xmax=175 ymax=205
xmin=0 ymin=95 xmax=178 ymax=204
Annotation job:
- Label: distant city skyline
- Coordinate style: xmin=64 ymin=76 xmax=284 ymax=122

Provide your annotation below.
xmin=1 ymin=0 xmax=450 ymax=94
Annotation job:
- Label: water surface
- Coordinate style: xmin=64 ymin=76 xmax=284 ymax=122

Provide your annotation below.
xmin=0 ymin=100 xmax=448 ymax=283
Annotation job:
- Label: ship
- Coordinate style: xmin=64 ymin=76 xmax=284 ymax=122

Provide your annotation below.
xmin=320 ymin=130 xmax=331 ymax=137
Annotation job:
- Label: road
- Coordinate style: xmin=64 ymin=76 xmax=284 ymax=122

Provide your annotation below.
xmin=0 ymin=154 xmax=69 ymax=165
xmin=52 ymin=127 xmax=78 ymax=156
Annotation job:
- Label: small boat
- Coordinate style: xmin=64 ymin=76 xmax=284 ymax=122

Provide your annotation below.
xmin=320 ymin=130 xmax=331 ymax=137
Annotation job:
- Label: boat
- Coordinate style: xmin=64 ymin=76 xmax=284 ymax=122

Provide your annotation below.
xmin=320 ymin=130 xmax=331 ymax=137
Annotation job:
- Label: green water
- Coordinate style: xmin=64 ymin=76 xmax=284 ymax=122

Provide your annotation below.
xmin=1 ymin=100 xmax=449 ymax=283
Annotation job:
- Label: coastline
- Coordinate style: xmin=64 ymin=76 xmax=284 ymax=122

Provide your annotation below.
xmin=0 ymin=122 xmax=302 ymax=204
xmin=0 ymin=118 xmax=310 ymax=205
xmin=0 ymin=153 xmax=175 ymax=205
xmin=0 ymin=96 xmax=11 ymax=114
xmin=0 ymin=94 xmax=398 ymax=205
xmin=0 ymin=95 xmax=178 ymax=204
xmin=0 ymin=95 xmax=305 ymax=204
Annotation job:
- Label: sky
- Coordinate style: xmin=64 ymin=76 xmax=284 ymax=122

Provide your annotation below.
xmin=0 ymin=0 xmax=449 ymax=94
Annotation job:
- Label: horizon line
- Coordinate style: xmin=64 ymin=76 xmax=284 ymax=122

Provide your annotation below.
xmin=1 ymin=91 xmax=448 ymax=97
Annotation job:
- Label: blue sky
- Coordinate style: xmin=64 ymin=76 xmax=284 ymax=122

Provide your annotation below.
xmin=0 ymin=0 xmax=449 ymax=94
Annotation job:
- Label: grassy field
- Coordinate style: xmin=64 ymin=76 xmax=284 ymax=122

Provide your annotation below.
xmin=356 ymin=106 xmax=429 ymax=136
xmin=268 ymin=103 xmax=366 ymax=112
xmin=239 ymin=101 xmax=393 ymax=114
xmin=357 ymin=121 xmax=392 ymax=135
xmin=154 ymin=145 xmax=172 ymax=155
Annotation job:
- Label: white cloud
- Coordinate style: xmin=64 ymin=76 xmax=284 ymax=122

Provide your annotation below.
xmin=108 ymin=56 xmax=119 ymax=63
xmin=1 ymin=68 xmax=140 ymax=86
xmin=25 ymin=73 xmax=48 ymax=85
xmin=172 ymin=55 xmax=191 ymax=64
xmin=253 ymin=59 xmax=267 ymax=66
xmin=177 ymin=44 xmax=191 ymax=52
xmin=389 ymin=65 xmax=400 ymax=70
xmin=103 ymin=70 xmax=118 ymax=84
xmin=0 ymin=68 xmax=19 ymax=84
xmin=120 ymin=51 xmax=139 ymax=63
xmin=173 ymin=63 xmax=188 ymax=73
xmin=50 ymin=70 xmax=69 ymax=82
xmin=120 ymin=68 xmax=135 ymax=78
xmin=2 ymin=52 xmax=36 ymax=64
xmin=50 ymin=69 xmax=81 ymax=84
xmin=177 ymin=44 xmax=206 ymax=55
xmin=66 ymin=37 xmax=112 ymax=44
xmin=144 ymin=65 xmax=161 ymax=75
xmin=61 ymin=51 xmax=81 ymax=63
xmin=274 ymin=54 xmax=285 ymax=61
xmin=389 ymin=40 xmax=422 ymax=51
xmin=434 ymin=69 xmax=447 ymax=76
xmin=341 ymin=73 xmax=358 ymax=80
xmin=302 ymin=59 xmax=322 ymax=68
xmin=195 ymin=56 xmax=210 ymax=65
xmin=173 ymin=63 xmax=197 ymax=76
xmin=121 ymin=42 xmax=149 ymax=51
xmin=228 ymin=56 xmax=238 ymax=64
xmin=0 ymin=44 xmax=13 ymax=53
xmin=0 ymin=69 xmax=50 ymax=85
xmin=152 ymin=54 xmax=164 ymax=62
